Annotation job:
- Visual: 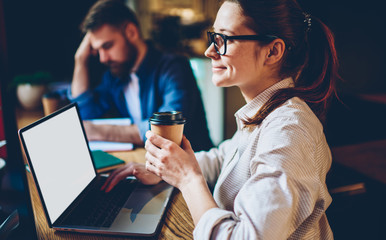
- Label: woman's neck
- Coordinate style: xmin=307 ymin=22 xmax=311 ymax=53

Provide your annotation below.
xmin=240 ymin=76 xmax=282 ymax=103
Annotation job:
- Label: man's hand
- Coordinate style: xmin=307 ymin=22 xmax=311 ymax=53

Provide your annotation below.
xmin=75 ymin=33 xmax=95 ymax=64
xmin=72 ymin=33 xmax=95 ymax=98
xmin=83 ymin=121 xmax=103 ymax=141
xmin=83 ymin=121 xmax=144 ymax=145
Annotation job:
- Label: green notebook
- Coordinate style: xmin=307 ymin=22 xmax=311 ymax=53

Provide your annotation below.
xmin=91 ymin=150 xmax=125 ymax=170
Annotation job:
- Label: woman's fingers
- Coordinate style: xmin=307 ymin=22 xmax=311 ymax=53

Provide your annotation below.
xmin=145 ymin=131 xmax=176 ymax=150
xmin=101 ymin=164 xmax=135 ymax=192
xmin=132 ymin=167 xmax=162 ymax=185
xmin=144 ymin=131 xmax=200 ymax=189
xmin=101 ymin=166 xmax=125 ymax=191
xmin=145 ymin=150 xmax=163 ymax=173
xmin=181 ymin=135 xmax=194 ymax=154
xmin=104 ymin=168 xmax=133 ymax=192
xmin=145 ymin=132 xmax=172 ymax=166
xmin=144 ymin=134 xmax=161 ymax=156
xmin=101 ymin=161 xmax=164 ymax=192
xmin=145 ymin=160 xmax=159 ymax=176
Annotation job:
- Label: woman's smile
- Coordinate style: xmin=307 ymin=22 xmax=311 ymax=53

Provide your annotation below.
xmin=212 ymin=65 xmax=227 ymax=72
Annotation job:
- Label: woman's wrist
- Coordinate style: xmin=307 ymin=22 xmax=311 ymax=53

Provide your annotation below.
xmin=179 ymin=173 xmax=218 ymax=225
xmin=179 ymin=174 xmax=207 ymax=196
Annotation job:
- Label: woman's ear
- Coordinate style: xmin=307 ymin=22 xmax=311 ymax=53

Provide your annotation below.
xmin=124 ymin=22 xmax=139 ymax=42
xmin=264 ymin=39 xmax=285 ymax=65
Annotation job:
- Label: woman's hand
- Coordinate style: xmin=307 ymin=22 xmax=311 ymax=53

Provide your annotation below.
xmin=145 ymin=131 xmax=218 ymax=225
xmin=101 ymin=162 xmax=162 ymax=192
xmin=144 ymin=131 xmax=203 ymax=190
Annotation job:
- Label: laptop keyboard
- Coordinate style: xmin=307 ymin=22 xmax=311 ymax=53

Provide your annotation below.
xmin=66 ymin=178 xmax=137 ymax=228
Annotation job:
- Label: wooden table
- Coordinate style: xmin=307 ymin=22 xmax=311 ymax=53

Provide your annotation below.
xmin=331 ymin=139 xmax=386 ymax=185
xmin=16 ymin=108 xmax=195 ymax=239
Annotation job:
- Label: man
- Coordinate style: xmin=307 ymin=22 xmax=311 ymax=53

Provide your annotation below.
xmin=69 ymin=0 xmax=213 ymax=151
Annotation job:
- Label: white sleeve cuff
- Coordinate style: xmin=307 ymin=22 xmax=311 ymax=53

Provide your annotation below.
xmin=193 ymin=208 xmax=238 ymax=240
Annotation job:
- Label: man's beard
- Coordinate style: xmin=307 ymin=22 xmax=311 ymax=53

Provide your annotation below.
xmin=107 ymin=38 xmax=138 ymax=79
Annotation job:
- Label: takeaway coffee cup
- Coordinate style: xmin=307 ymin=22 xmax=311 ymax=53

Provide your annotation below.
xmin=42 ymin=92 xmax=62 ymax=116
xmin=149 ymin=111 xmax=186 ymax=146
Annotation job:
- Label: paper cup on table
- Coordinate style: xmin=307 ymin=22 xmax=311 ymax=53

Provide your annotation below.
xmin=149 ymin=111 xmax=186 ymax=146
xmin=42 ymin=92 xmax=62 ymax=116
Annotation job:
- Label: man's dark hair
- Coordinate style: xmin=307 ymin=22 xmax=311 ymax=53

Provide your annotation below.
xmin=80 ymin=0 xmax=140 ymax=33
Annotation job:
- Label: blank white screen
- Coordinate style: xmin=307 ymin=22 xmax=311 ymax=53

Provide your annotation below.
xmin=22 ymin=106 xmax=95 ymax=223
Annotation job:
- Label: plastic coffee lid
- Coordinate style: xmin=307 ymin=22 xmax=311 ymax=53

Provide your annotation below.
xmin=149 ymin=111 xmax=186 ymax=125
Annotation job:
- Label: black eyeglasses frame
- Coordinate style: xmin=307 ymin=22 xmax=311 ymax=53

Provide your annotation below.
xmin=207 ymin=31 xmax=279 ymax=55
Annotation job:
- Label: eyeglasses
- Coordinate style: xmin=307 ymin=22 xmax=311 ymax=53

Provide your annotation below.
xmin=207 ymin=31 xmax=278 ymax=55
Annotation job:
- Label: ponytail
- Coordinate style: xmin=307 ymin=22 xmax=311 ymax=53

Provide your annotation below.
xmin=233 ymin=0 xmax=341 ymax=126
xmin=294 ymin=16 xmax=340 ymax=121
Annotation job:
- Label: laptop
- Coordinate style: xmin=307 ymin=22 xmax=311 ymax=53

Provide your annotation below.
xmin=18 ymin=103 xmax=173 ymax=237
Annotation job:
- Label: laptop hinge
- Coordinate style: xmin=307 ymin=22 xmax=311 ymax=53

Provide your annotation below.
xmin=54 ymin=175 xmax=104 ymax=226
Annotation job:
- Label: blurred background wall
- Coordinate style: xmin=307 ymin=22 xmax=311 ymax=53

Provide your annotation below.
xmin=1 ymin=0 xmax=386 ymax=144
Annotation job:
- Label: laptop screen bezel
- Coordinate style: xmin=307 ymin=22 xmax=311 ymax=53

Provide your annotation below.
xmin=18 ymin=102 xmax=99 ymax=227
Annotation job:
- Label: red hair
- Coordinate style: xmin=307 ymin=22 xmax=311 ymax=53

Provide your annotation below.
xmin=225 ymin=0 xmax=341 ymax=125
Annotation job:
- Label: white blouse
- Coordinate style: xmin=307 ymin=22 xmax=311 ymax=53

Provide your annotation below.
xmin=194 ymin=78 xmax=333 ymax=239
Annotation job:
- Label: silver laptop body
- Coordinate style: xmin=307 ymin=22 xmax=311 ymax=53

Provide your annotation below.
xmin=18 ymin=103 xmax=173 ymax=237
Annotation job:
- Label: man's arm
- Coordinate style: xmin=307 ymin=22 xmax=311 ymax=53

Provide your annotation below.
xmin=135 ymin=55 xmax=194 ymax=141
xmin=83 ymin=121 xmax=143 ymax=146
xmin=71 ymin=33 xmax=93 ymax=98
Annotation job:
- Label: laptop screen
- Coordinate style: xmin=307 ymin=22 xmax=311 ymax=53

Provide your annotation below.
xmin=21 ymin=105 xmax=96 ymax=224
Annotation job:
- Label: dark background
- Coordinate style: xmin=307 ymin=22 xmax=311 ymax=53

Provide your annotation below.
xmin=2 ymin=0 xmax=96 ymax=83
xmin=299 ymin=0 xmax=386 ymax=94
xmin=1 ymin=0 xmax=386 ymax=95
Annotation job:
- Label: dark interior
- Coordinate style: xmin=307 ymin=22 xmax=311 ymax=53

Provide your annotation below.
xmin=1 ymin=0 xmax=386 ymax=239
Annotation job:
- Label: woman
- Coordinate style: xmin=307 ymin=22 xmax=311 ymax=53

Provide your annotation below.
xmin=103 ymin=0 xmax=339 ymax=238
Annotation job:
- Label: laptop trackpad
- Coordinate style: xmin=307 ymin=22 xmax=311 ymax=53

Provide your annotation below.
xmin=110 ymin=182 xmax=173 ymax=234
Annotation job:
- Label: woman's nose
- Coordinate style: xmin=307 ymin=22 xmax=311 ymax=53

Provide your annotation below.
xmin=204 ymin=43 xmax=219 ymax=59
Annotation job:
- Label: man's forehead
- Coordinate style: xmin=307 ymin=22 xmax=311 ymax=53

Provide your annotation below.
xmin=89 ymin=24 xmax=121 ymax=48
